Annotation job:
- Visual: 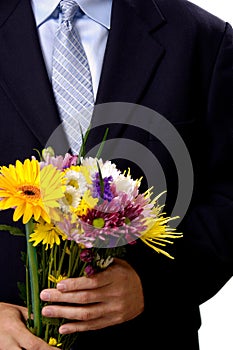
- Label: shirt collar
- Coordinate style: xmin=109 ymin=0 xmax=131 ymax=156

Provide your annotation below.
xmin=31 ymin=0 xmax=112 ymax=29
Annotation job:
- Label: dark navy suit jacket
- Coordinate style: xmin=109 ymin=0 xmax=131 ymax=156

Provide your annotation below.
xmin=0 ymin=0 xmax=232 ymax=349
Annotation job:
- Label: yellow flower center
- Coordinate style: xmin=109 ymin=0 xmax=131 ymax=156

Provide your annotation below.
xmin=125 ymin=217 xmax=131 ymax=225
xmin=17 ymin=185 xmax=41 ymax=199
xmin=67 ymin=179 xmax=79 ymax=188
xmin=93 ymin=217 xmax=105 ymax=229
xmin=65 ymin=192 xmax=73 ymax=205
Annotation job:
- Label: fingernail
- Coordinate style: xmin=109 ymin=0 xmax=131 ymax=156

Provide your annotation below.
xmin=43 ymin=308 xmax=52 ymax=316
xmin=59 ymin=326 xmax=68 ymax=334
xmin=40 ymin=291 xmax=50 ymax=300
xmin=57 ymin=282 xmax=66 ymax=291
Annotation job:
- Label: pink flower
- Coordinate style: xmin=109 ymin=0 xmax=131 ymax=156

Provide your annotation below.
xmin=57 ymin=216 xmax=94 ymax=248
xmin=80 ymin=193 xmax=148 ymax=248
xmin=62 ymin=153 xmax=78 ymax=168
xmin=40 ymin=152 xmax=78 ymax=170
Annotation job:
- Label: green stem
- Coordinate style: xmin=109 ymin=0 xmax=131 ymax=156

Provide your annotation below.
xmin=26 ymin=256 xmax=32 ymax=323
xmin=71 ymin=246 xmax=80 ymax=276
xmin=57 ymin=240 xmax=68 ymax=276
xmin=67 ymin=241 xmax=75 ymax=277
xmin=41 ymin=248 xmax=45 ymax=289
xmin=79 ymin=261 xmax=87 ymax=277
xmin=48 ymin=246 xmax=54 ymax=288
xmin=53 ymin=244 xmax=58 ymax=276
xmin=25 ymin=219 xmax=42 ymax=337
xmin=45 ymin=322 xmax=50 ymax=343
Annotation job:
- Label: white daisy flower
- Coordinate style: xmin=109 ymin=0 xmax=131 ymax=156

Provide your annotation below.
xmin=101 ymin=160 xmax=121 ymax=180
xmin=114 ymin=173 xmax=139 ymax=198
xmin=59 ymin=185 xmax=81 ymax=213
xmin=65 ymin=170 xmax=88 ymax=196
xmin=81 ymin=157 xmax=103 ymax=169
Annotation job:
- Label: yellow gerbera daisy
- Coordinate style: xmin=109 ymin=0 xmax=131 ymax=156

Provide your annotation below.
xmin=29 ymin=219 xmax=67 ymax=250
xmin=0 ymin=159 xmax=64 ymax=224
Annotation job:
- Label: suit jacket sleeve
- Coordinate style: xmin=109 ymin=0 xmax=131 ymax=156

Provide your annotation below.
xmin=127 ymin=21 xmax=233 ymax=319
xmin=179 ymin=22 xmax=233 ymax=304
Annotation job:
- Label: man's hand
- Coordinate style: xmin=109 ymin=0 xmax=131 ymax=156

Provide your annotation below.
xmin=40 ymin=258 xmax=144 ymax=335
xmin=0 ymin=303 xmax=56 ymax=350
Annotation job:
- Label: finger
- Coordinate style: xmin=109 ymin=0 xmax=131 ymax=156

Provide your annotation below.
xmin=59 ymin=315 xmax=115 ymax=334
xmin=42 ymin=303 xmax=107 ymax=321
xmin=16 ymin=326 xmax=55 ymax=350
xmin=2 ymin=303 xmax=28 ymax=321
xmin=0 ymin=339 xmax=21 ymax=350
xmin=20 ymin=337 xmax=57 ymax=350
xmin=3 ymin=346 xmax=21 ymax=350
xmin=55 ymin=272 xmax=111 ymax=292
xmin=40 ymin=289 xmax=103 ymax=304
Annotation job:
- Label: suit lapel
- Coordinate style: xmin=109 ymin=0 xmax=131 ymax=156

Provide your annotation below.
xmin=0 ymin=0 xmax=68 ymax=151
xmin=96 ymin=0 xmax=166 ymax=105
xmin=0 ymin=0 xmax=166 ymax=153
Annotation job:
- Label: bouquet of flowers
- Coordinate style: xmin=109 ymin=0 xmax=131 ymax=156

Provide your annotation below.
xmin=0 ymin=145 xmax=182 ymax=349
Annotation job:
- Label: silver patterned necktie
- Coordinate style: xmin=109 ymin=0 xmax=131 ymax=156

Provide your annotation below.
xmin=52 ymin=0 xmax=94 ymax=155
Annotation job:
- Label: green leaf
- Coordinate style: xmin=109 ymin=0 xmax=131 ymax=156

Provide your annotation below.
xmin=17 ymin=281 xmax=27 ymax=304
xmin=20 ymin=251 xmax=27 ymax=264
xmin=96 ymin=128 xmax=109 ymax=159
xmin=33 ymin=148 xmax=43 ymax=161
xmin=97 ymin=161 xmax=104 ymax=198
xmin=0 ymin=224 xmax=25 ymax=236
xmin=77 ymin=124 xmax=91 ymax=163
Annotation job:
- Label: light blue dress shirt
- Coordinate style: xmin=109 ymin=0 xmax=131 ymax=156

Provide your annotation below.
xmin=31 ymin=0 xmax=112 ymax=100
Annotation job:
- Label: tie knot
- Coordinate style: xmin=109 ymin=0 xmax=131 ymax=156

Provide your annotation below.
xmin=60 ymin=0 xmax=80 ymax=23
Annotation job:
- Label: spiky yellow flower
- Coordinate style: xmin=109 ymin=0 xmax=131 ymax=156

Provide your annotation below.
xmin=0 ymin=159 xmax=64 ymax=224
xmin=140 ymin=207 xmax=182 ymax=259
xmin=48 ymin=274 xmax=68 ymax=284
xmin=29 ymin=219 xmax=67 ymax=250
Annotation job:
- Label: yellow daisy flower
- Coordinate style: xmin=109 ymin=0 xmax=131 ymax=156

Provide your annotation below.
xmin=48 ymin=337 xmax=62 ymax=346
xmin=48 ymin=274 xmax=68 ymax=284
xmin=29 ymin=219 xmax=67 ymax=250
xmin=0 ymin=159 xmax=64 ymax=224
xmin=79 ymin=165 xmax=92 ymax=184
xmin=74 ymin=189 xmax=98 ymax=216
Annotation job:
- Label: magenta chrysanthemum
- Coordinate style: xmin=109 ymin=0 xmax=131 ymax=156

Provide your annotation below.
xmin=80 ymin=249 xmax=95 ymax=262
xmin=80 ymin=193 xmax=148 ymax=247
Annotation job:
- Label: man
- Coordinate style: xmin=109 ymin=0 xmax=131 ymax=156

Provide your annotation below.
xmin=0 ymin=0 xmax=232 ymax=349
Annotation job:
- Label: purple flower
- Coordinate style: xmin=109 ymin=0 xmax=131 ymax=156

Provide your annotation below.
xmin=80 ymin=249 xmax=94 ymax=262
xmin=84 ymin=265 xmax=96 ymax=277
xmin=92 ymin=173 xmax=114 ymax=201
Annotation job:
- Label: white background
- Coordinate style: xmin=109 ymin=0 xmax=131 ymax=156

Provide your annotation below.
xmin=190 ymin=0 xmax=232 ymax=25
xmin=188 ymin=1 xmax=233 ymax=350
